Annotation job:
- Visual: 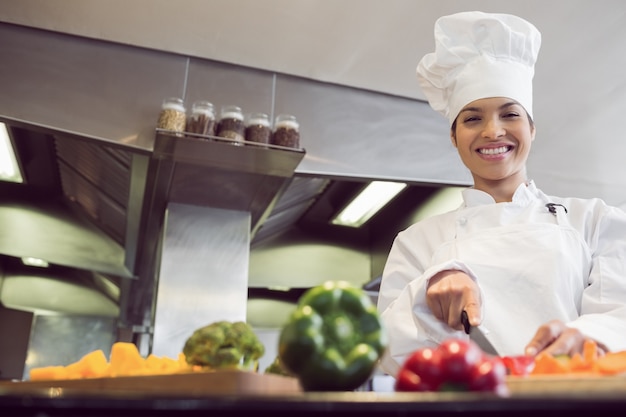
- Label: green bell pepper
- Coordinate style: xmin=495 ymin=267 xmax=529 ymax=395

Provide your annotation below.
xmin=278 ymin=280 xmax=387 ymax=391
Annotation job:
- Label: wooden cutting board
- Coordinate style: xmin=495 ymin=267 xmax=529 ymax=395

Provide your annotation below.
xmin=0 ymin=370 xmax=302 ymax=396
xmin=3 ymin=372 xmax=625 ymax=397
xmin=506 ymin=374 xmax=626 ymax=394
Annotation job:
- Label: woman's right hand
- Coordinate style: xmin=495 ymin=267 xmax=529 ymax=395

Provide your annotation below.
xmin=426 ymin=269 xmax=482 ymax=331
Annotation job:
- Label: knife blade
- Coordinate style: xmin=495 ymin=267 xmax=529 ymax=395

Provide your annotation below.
xmin=461 ymin=310 xmax=499 ymax=356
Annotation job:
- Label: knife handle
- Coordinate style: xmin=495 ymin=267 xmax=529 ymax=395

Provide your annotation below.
xmin=461 ymin=310 xmax=471 ymax=335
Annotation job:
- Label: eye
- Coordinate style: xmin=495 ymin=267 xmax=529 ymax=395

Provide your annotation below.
xmin=463 ymin=115 xmax=481 ymax=123
xmin=502 ymin=111 xmax=521 ymax=119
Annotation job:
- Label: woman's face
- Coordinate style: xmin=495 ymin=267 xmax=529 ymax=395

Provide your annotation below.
xmin=451 ymin=97 xmax=536 ymax=186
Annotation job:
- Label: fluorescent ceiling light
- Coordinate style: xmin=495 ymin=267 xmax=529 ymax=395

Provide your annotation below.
xmin=267 ymin=286 xmax=291 ymax=292
xmin=331 ymin=181 xmax=407 ymax=228
xmin=0 ymin=122 xmax=24 ymax=183
xmin=21 ymin=257 xmax=50 ymax=268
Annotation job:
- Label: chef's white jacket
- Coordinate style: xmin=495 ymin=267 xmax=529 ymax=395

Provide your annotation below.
xmin=377 ymin=181 xmax=626 ymax=377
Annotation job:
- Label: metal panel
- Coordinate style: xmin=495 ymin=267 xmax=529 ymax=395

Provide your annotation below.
xmin=54 ymin=134 xmax=131 ymax=245
xmin=152 ymin=132 xmax=305 ymax=235
xmin=0 ymin=306 xmax=33 ymax=381
xmin=22 ymin=315 xmax=116 ymax=380
xmin=0 ymin=199 xmax=130 ymax=277
xmin=54 ymin=135 xmax=132 ymax=208
xmin=251 ymin=176 xmax=330 ymax=245
xmin=151 ymin=203 xmax=250 ymax=359
xmin=185 ymin=58 xmax=274 ymax=119
xmin=0 ymin=22 xmax=470 ymax=186
xmin=0 ymin=21 xmax=470 ymax=187
xmin=274 ymin=73 xmax=472 ymax=186
xmin=0 ymin=23 xmax=187 ymax=151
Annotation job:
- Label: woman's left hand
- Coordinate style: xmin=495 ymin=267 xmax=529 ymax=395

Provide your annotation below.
xmin=524 ymin=320 xmax=607 ymax=357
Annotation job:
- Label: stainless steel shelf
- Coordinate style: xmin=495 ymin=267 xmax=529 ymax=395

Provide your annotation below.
xmin=149 ymin=131 xmax=306 ymax=236
xmin=153 ymin=130 xmax=305 ymax=178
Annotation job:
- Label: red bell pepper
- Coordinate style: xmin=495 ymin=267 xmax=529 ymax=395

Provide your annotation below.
xmin=395 ymin=347 xmax=444 ymax=391
xmin=500 ymin=355 xmax=535 ymax=376
xmin=395 ymin=339 xmax=508 ymax=395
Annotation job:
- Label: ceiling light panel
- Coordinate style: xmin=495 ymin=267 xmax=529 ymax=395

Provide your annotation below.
xmin=331 ymin=181 xmax=407 ymax=228
xmin=0 ymin=122 xmax=24 ymax=183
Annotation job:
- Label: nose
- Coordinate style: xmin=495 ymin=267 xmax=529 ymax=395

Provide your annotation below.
xmin=482 ymin=118 xmax=506 ymax=139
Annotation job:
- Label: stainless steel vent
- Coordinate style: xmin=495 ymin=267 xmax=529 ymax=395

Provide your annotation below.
xmin=252 ymin=176 xmax=331 ymax=245
xmin=54 ymin=135 xmax=132 ymax=246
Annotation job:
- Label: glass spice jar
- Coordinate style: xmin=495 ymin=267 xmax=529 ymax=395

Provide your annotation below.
xmin=272 ymin=114 xmax=300 ymax=148
xmin=157 ymin=97 xmax=186 ymax=135
xmin=216 ymin=105 xmax=245 ymax=145
xmin=186 ymin=100 xmax=216 ymax=137
xmin=245 ymin=113 xmax=272 ymax=146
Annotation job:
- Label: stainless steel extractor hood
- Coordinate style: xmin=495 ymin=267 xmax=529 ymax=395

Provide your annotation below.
xmin=0 ymin=21 xmax=469 ymax=336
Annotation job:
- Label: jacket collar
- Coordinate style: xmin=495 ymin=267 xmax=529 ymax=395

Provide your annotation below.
xmin=462 ymin=180 xmax=538 ymax=207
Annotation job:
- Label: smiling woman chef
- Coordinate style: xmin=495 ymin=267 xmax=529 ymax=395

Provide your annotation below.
xmin=377 ymin=11 xmax=626 ymax=377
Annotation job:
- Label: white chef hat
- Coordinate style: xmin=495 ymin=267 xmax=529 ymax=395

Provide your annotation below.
xmin=416 ymin=11 xmax=542 ymax=125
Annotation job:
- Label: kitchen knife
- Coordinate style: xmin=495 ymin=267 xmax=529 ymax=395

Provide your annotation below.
xmin=461 ymin=310 xmax=499 ymax=356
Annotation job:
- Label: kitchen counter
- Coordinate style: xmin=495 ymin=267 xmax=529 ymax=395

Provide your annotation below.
xmin=2 ymin=388 xmax=626 ymax=417
xmin=3 ymin=371 xmax=626 ymax=416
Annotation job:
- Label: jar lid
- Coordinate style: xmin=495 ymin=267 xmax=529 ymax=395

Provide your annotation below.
xmin=246 ymin=113 xmax=270 ymax=127
xmin=192 ymin=100 xmax=215 ymax=116
xmin=162 ymin=97 xmax=185 ymax=111
xmin=220 ymin=105 xmax=244 ymax=121
xmin=274 ymin=114 xmax=299 ymax=129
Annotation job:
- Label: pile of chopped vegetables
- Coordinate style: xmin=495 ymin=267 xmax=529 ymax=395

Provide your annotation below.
xmin=529 ymin=339 xmax=626 ymax=376
xmin=29 ymin=342 xmax=193 ymax=381
xmin=28 ymin=320 xmax=267 ymax=381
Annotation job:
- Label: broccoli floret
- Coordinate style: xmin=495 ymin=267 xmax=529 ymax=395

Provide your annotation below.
xmin=182 ymin=321 xmax=265 ymax=371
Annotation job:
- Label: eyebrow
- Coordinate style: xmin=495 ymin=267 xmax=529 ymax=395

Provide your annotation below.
xmin=459 ymin=101 xmax=520 ymax=114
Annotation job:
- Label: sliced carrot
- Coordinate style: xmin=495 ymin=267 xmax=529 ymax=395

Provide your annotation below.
xmin=582 ymin=339 xmax=599 ymax=364
xmin=29 ymin=365 xmax=68 ymax=381
xmin=108 ymin=342 xmax=146 ymax=376
xmin=567 ymin=352 xmax=596 ymax=374
xmin=596 ymin=351 xmax=626 ymax=375
xmin=73 ymin=349 xmax=110 ymax=378
xmin=63 ymin=361 xmax=84 ymax=379
xmin=568 ymin=353 xmax=587 ymax=372
xmin=177 ymin=352 xmax=193 ymax=371
xmin=27 ymin=344 xmax=190 ymax=380
xmin=530 ymin=352 xmax=571 ymax=375
xmin=143 ymin=354 xmax=185 ymax=375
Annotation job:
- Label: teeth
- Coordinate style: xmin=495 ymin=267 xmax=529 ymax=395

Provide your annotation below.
xmin=479 ymin=146 xmax=509 ymax=155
